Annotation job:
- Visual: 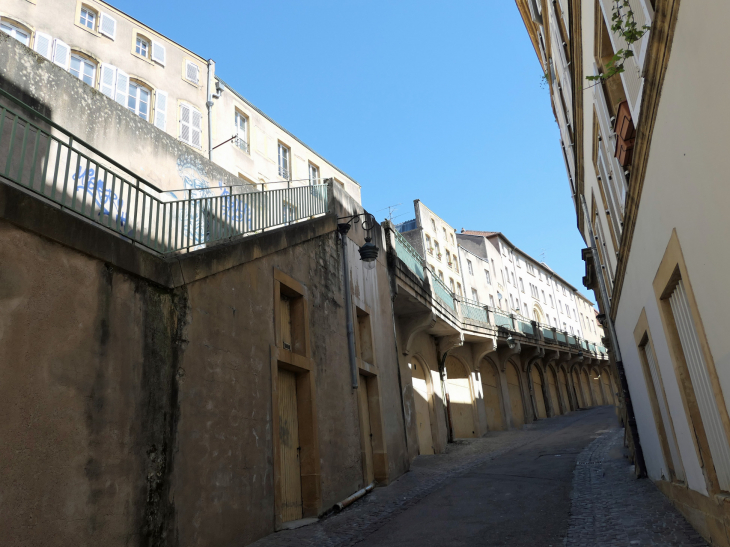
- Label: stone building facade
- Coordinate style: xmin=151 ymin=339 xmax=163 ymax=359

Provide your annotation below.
xmin=516 ymin=0 xmax=730 ymax=543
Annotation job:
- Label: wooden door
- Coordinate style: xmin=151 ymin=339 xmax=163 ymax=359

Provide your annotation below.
xmin=412 ymin=362 xmax=434 ymax=455
xmin=481 ymin=362 xmax=505 ymax=431
xmin=547 ymin=369 xmax=560 ymax=416
xmin=506 ymin=363 xmax=525 ymax=429
xmin=278 ymin=369 xmax=302 ymax=522
xmin=531 ymin=367 xmax=547 ymax=419
xmin=572 ymin=370 xmax=585 ymax=408
xmin=445 ymin=357 xmax=476 ymax=438
xmin=358 ymin=374 xmax=375 ymax=485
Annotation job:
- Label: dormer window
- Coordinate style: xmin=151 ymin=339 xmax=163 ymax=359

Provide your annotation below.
xmin=135 ymin=37 xmax=149 ymax=58
xmin=79 ymin=7 xmax=96 ymax=30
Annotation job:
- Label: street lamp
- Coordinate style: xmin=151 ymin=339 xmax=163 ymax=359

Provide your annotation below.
xmin=506 ymin=335 xmax=516 ymax=349
xmin=338 ymin=213 xmax=379 ymax=270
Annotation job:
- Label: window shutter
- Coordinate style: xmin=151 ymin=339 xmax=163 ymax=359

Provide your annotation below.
xmin=114 ymin=69 xmax=129 ymax=105
xmin=151 ymin=41 xmax=166 ymax=66
xmin=34 ymin=32 xmax=53 ymax=60
xmin=191 ymin=108 xmax=202 ymax=148
xmin=154 ymin=90 xmax=168 ymax=131
xmin=179 ymin=103 xmax=191 ymax=144
xmin=99 ymin=63 xmax=117 ymax=98
xmin=52 ymin=39 xmax=70 ymax=69
xmin=185 ymin=60 xmax=199 ymax=85
xmin=99 ymin=13 xmax=117 ymax=40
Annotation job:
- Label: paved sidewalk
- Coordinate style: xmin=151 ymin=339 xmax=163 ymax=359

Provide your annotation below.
xmin=565 ymin=428 xmax=707 ymax=547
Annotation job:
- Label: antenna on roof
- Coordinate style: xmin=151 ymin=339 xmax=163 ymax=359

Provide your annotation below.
xmin=378 ymin=203 xmax=403 ymax=222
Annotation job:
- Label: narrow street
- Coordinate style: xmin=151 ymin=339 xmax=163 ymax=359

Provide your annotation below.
xmin=250 ymin=407 xmax=706 ymax=547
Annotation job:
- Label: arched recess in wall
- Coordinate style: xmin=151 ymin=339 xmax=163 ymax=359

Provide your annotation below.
xmin=581 ymin=368 xmax=594 ymax=407
xmin=571 ymin=367 xmax=586 ymax=408
xmin=529 ymin=364 xmax=548 ymax=420
xmin=533 ymin=303 xmax=545 ymax=324
xmin=445 ymin=355 xmax=477 ymax=439
xmin=588 ymin=367 xmax=606 ymax=406
xmin=545 ymin=364 xmax=561 ymax=416
xmin=480 ymin=356 xmax=505 ymax=432
xmin=409 ymin=356 xmax=435 ymax=455
xmin=557 ymin=365 xmax=571 ymax=413
xmin=601 ymin=367 xmax=616 ymax=405
xmin=505 ymin=359 xmax=526 ymax=429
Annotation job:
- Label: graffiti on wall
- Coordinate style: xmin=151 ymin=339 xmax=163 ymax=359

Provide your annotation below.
xmin=72 ymin=167 xmax=131 ymax=233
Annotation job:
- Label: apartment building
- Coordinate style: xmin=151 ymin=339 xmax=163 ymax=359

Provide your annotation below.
xmin=517 ymin=1 xmax=730 ymax=543
xmin=396 ymin=200 xmax=601 ymax=343
xmin=0 ymin=0 xmax=361 ymax=200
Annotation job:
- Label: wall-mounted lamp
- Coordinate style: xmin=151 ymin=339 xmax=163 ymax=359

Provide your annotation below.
xmin=506 ymin=335 xmax=516 ymax=350
xmin=338 ymin=213 xmax=379 ymax=271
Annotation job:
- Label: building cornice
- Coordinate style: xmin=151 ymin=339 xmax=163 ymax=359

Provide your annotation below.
xmin=608 ymin=0 xmax=682 ymax=321
xmin=570 ymin=0 xmax=585 ymax=235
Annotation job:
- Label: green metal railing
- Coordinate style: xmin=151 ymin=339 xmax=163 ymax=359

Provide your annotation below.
xmin=518 ymin=320 xmax=534 ymax=336
xmin=493 ymin=309 xmax=513 ymax=329
xmin=556 ymin=331 xmax=567 ymax=343
xmin=431 ymin=271 xmax=456 ymax=312
xmin=0 ymin=94 xmax=328 ymax=255
xmin=461 ymin=299 xmax=489 ymax=324
xmin=542 ymin=327 xmax=555 ymax=340
xmin=393 ymin=229 xmax=425 ymax=280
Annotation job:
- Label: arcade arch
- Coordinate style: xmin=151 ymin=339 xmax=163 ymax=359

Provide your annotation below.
xmin=581 ymin=368 xmax=593 ymax=407
xmin=445 ymin=356 xmax=477 ymax=438
xmin=410 ymin=357 xmax=435 ymax=455
xmin=601 ymin=368 xmax=616 ymax=405
xmin=545 ymin=365 xmax=561 ymax=416
xmin=506 ymin=360 xmax=526 ymax=429
xmin=480 ymin=358 xmax=505 ymax=431
xmin=571 ymin=368 xmax=585 ymax=408
xmin=557 ymin=366 xmax=571 ymax=413
xmin=530 ymin=365 xmax=548 ymax=419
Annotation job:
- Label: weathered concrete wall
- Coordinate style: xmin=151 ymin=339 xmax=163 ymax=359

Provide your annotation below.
xmin=0 ymin=33 xmax=250 ymax=196
xmin=0 ymin=179 xmax=408 ymax=546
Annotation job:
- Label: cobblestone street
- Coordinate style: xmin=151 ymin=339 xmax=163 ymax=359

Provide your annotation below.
xmin=249 ymin=407 xmax=707 ymax=547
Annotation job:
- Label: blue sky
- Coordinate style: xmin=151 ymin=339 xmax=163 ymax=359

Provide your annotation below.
xmin=115 ymin=0 xmax=593 ymax=303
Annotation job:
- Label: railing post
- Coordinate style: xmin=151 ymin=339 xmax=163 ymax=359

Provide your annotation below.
xmin=532 ymin=320 xmax=542 ymax=340
xmin=510 ymin=314 xmax=516 ymax=330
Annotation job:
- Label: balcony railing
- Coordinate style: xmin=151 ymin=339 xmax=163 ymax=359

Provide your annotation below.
xmin=393 ymin=229 xmax=425 ymax=280
xmin=0 ymin=94 xmax=328 ymax=256
xmin=461 ymin=299 xmax=489 ymax=324
xmin=493 ymin=309 xmax=513 ymax=329
xmin=431 ymin=272 xmax=457 ymax=312
xmin=233 ymin=137 xmax=250 ymax=154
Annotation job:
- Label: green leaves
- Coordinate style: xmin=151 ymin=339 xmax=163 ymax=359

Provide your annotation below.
xmin=586 ymin=0 xmax=650 ymax=83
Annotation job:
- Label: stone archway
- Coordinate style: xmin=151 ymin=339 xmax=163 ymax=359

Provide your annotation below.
xmin=590 ymin=367 xmax=604 ymax=405
xmin=445 ymin=356 xmax=477 ymax=439
xmin=601 ymin=368 xmax=616 ymax=405
xmin=481 ymin=357 xmax=505 ymax=431
xmin=410 ymin=357 xmax=435 ymax=455
xmin=545 ymin=364 xmax=561 ymax=416
xmin=506 ymin=360 xmax=526 ymax=429
xmin=530 ymin=365 xmax=548 ymax=419
xmin=571 ymin=368 xmax=585 ymax=408
xmin=581 ymin=368 xmax=593 ymax=407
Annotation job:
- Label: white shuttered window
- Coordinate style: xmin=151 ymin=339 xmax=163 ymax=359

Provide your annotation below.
xmin=52 ymin=39 xmax=71 ymax=70
xmin=99 ymin=63 xmax=117 ymax=98
xmin=154 ymin=90 xmax=168 ymax=131
xmin=99 ymin=13 xmax=117 ymax=40
xmin=669 ymin=280 xmax=730 ymax=491
xmin=151 ymin=41 xmax=166 ymax=65
xmin=179 ymin=104 xmax=202 ymax=149
xmin=33 ymin=31 xmax=53 ymax=60
xmin=115 ymin=69 xmax=129 ymax=106
xmin=184 ymin=60 xmax=200 ymax=85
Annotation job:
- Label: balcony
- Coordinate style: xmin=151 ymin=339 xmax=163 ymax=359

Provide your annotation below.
xmin=233 ymin=137 xmax=250 ymax=154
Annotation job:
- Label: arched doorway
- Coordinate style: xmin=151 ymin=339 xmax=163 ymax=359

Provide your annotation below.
xmin=506 ymin=361 xmax=526 ymax=429
xmin=590 ymin=367 xmax=605 ymax=405
xmin=558 ymin=367 xmax=570 ymax=413
xmin=571 ymin=369 xmax=585 ymax=408
xmin=546 ymin=365 xmax=561 ymax=416
xmin=530 ymin=366 xmax=548 ymax=419
xmin=581 ymin=369 xmax=593 ymax=407
xmin=481 ymin=358 xmax=505 ymax=431
xmin=445 ymin=356 xmax=476 ymax=438
xmin=411 ymin=359 xmax=434 ymax=455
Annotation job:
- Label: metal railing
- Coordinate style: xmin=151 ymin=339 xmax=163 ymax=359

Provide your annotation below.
xmin=493 ymin=309 xmax=513 ymax=329
xmin=393 ymin=229 xmax=425 ymax=280
xmin=461 ymin=299 xmax=489 ymax=324
xmin=542 ymin=327 xmax=555 ymax=340
xmin=0 ymin=95 xmax=328 ymax=255
xmin=431 ymin=271 xmax=456 ymax=312
xmin=556 ymin=331 xmax=567 ymax=343
xmin=233 ymin=137 xmax=250 ymax=154
xmin=518 ymin=320 xmax=534 ymax=336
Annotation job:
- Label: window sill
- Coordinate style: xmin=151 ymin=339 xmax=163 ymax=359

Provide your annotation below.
xmin=181 ymin=77 xmax=201 ymax=89
xmin=131 ymin=51 xmax=155 ymax=66
xmin=74 ymin=22 xmax=100 ymax=37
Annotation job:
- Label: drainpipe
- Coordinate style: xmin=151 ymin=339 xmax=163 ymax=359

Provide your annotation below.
xmin=579 ymin=195 xmax=646 ymax=477
xmin=338 ymin=223 xmax=359 ymax=389
xmin=206 ymin=59 xmax=215 ymax=161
